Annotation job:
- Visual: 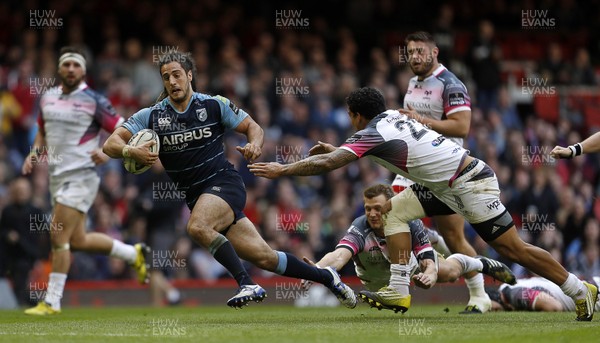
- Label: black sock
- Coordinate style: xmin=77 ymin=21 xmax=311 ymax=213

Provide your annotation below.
xmin=277 ymin=252 xmax=333 ymax=285
xmin=212 ymin=240 xmax=254 ymax=287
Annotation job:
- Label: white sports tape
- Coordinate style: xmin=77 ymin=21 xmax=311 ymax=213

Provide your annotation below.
xmin=52 ymin=243 xmax=70 ymax=252
xmin=58 ymin=53 xmax=86 ymax=73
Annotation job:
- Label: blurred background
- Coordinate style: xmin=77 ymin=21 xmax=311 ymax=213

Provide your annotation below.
xmin=1 ymin=0 xmax=600 ymax=306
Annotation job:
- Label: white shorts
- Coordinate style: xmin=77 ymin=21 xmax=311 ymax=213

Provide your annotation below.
xmin=386 ymin=160 xmax=512 ymax=240
xmin=49 ymin=168 xmax=100 ymax=213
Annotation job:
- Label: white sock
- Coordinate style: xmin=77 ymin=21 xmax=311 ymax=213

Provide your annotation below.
xmin=447 ymin=254 xmax=484 ymax=274
xmin=167 ymin=288 xmax=181 ymax=303
xmin=560 ymin=273 xmax=587 ymax=300
xmin=44 ymin=272 xmax=67 ymax=310
xmin=390 ymin=264 xmax=411 ymax=296
xmin=110 ymin=240 xmax=138 ymax=264
xmin=465 ymin=273 xmax=486 ymax=298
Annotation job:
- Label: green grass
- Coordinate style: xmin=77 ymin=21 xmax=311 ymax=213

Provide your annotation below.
xmin=0 ymin=305 xmax=598 ymax=343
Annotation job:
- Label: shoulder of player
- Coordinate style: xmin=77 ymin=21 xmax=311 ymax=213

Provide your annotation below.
xmin=348 ymin=216 xmax=372 ymax=236
xmin=435 ymin=67 xmax=466 ymax=87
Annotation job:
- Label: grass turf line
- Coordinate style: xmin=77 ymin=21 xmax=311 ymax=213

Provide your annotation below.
xmin=0 ymin=305 xmax=598 ymax=343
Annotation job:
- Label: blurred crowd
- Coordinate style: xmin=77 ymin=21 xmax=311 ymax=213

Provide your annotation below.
xmin=1 ymin=0 xmax=600 ymax=299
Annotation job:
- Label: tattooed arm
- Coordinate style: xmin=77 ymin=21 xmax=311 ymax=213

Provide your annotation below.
xmin=248 ymin=148 xmax=358 ymax=179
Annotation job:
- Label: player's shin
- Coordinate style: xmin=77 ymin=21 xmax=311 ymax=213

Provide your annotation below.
xmin=209 ymin=234 xmax=254 ymax=286
xmin=273 ymin=251 xmax=332 ymax=284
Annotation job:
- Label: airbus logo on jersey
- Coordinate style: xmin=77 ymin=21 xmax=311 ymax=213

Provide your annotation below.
xmin=162 ymin=127 xmax=213 ymax=145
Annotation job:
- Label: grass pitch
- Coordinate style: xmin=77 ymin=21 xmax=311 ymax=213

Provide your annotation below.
xmin=0 ymin=304 xmax=598 ymax=343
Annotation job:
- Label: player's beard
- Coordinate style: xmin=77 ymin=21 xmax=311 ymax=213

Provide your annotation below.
xmin=169 ymin=83 xmax=191 ymax=103
xmin=61 ymin=74 xmax=83 ymax=92
xmin=409 ymin=55 xmax=435 ymax=77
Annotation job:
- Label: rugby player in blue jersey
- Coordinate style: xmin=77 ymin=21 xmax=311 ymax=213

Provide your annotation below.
xmin=103 ymin=52 xmax=356 ymax=308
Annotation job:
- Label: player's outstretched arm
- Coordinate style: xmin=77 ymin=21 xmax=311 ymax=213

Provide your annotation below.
xmin=551 ymin=131 xmax=600 ymax=159
xmin=308 ymin=248 xmax=353 ymax=272
xmin=413 ymin=259 xmax=438 ymax=289
xmin=249 ymin=148 xmax=358 ymax=179
xmin=308 ymin=141 xmax=337 ymax=156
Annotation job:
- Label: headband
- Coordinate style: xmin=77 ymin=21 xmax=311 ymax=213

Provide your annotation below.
xmin=58 ymin=52 xmax=86 ymax=73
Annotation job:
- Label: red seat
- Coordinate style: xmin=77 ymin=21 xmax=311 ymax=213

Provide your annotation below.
xmin=584 ymin=104 xmax=600 ymax=131
xmin=533 ymin=93 xmax=560 ymax=123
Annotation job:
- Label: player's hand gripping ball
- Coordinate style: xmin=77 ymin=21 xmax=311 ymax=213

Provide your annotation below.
xmin=123 ymin=129 xmax=160 ymax=174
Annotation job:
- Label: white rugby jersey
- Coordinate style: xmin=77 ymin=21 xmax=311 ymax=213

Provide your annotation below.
xmin=403 ymin=64 xmax=471 ymax=147
xmin=340 ymin=110 xmax=468 ymax=189
xmin=38 ymin=82 xmax=124 ymax=177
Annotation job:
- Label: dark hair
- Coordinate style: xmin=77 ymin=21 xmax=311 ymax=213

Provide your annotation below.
xmin=404 ymin=31 xmax=436 ymax=46
xmin=58 ymin=46 xmax=87 ymax=61
xmin=345 ymin=87 xmax=386 ymax=119
xmin=363 ymin=184 xmax=395 ymax=201
xmin=156 ymin=52 xmax=197 ymax=101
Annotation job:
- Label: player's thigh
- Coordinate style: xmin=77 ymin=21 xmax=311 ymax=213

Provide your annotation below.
xmin=188 ymin=193 xmax=236 ymax=233
xmin=226 ymin=218 xmax=277 ymax=270
xmin=51 ymin=203 xmax=85 ymax=244
xmin=386 ymin=187 xmax=427 ymax=235
xmin=435 ymin=175 xmax=504 ymax=226
xmin=433 ymin=213 xmax=465 ymax=238
xmin=486 ymin=226 xmax=527 ymax=261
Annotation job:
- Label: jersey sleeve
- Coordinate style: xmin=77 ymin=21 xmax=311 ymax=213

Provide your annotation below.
xmin=213 ymin=95 xmax=248 ymax=129
xmin=502 ymin=286 xmax=542 ymax=311
xmin=340 ymin=128 xmax=385 ymax=158
xmin=442 ymin=81 xmax=471 ymax=116
xmin=409 ymin=219 xmax=435 ymax=262
xmin=122 ymin=108 xmax=151 ymax=135
xmin=336 ymin=224 xmax=366 ymax=256
xmin=95 ymin=95 xmax=124 ymax=132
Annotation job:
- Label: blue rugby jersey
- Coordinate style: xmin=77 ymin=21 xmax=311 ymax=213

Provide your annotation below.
xmin=123 ymin=93 xmax=248 ymax=194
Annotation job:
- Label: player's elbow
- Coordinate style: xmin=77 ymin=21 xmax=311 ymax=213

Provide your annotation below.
xmin=456 ymin=126 xmax=469 ymax=138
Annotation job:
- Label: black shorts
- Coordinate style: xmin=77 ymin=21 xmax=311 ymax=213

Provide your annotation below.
xmin=185 ymin=169 xmax=247 ymax=223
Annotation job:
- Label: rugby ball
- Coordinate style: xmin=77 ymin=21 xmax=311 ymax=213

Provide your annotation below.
xmin=123 ymin=129 xmax=160 ymax=174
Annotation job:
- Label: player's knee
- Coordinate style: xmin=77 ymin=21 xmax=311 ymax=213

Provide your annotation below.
xmin=186 ymin=221 xmax=212 ymax=240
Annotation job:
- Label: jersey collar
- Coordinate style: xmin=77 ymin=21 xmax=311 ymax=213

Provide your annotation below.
xmin=60 ymin=81 xmax=88 ymax=96
xmin=417 ymin=64 xmax=447 ymax=82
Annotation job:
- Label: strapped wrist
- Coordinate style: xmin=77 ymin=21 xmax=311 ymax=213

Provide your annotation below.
xmin=568 ymin=143 xmax=583 ymax=158
xmin=122 ymin=145 xmax=131 ymax=158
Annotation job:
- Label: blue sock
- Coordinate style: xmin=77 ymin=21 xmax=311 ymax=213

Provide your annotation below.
xmin=210 ymin=235 xmax=253 ymax=286
xmin=275 ymin=251 xmax=333 ymax=285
